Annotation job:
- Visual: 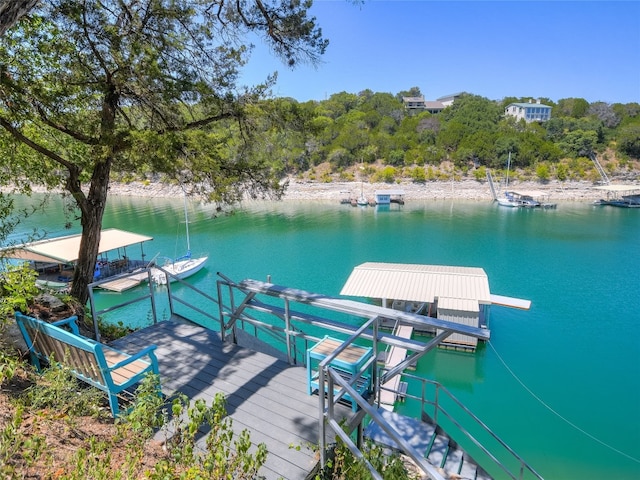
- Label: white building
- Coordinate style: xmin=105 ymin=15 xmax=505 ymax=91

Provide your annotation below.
xmin=505 ymin=99 xmax=552 ymax=122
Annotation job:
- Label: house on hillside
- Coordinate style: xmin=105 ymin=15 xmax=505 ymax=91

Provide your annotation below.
xmin=505 ymin=99 xmax=552 ymax=122
xmin=436 ymin=92 xmax=464 ymax=106
xmin=402 ymin=95 xmax=426 ymax=114
xmin=402 ymin=96 xmax=446 ymax=115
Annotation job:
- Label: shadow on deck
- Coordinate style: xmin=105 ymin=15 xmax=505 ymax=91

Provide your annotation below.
xmin=111 ymin=319 xmax=352 ymax=480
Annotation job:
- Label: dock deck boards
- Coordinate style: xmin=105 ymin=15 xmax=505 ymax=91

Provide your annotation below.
xmin=111 ymin=320 xmax=350 ymax=480
xmin=379 ymin=324 xmax=413 ymax=406
xmin=99 ymin=273 xmax=147 ymax=292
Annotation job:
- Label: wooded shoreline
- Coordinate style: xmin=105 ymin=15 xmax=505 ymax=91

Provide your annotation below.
xmin=102 ymin=178 xmax=623 ymax=202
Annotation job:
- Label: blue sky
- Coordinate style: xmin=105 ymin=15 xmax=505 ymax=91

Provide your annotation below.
xmin=239 ymin=1 xmax=640 ymax=104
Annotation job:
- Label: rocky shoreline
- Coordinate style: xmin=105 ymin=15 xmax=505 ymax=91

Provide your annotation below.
xmin=6 ymin=177 xmax=634 ymax=202
xmin=103 ymin=177 xmax=615 ymax=202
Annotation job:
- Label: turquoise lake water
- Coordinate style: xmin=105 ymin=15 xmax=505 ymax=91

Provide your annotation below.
xmin=5 ymin=194 xmax=640 ymax=479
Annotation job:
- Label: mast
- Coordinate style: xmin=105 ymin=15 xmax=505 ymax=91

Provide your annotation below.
xmin=182 ymin=186 xmax=191 ymax=255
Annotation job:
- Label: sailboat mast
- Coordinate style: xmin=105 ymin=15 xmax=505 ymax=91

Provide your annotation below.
xmin=506 ymin=152 xmax=511 ymax=189
xmin=182 ymin=189 xmax=191 ymax=254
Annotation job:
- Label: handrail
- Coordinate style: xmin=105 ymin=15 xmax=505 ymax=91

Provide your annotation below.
xmin=380 ymin=370 xmax=544 ymax=480
xmin=216 ymin=274 xmax=543 ymax=480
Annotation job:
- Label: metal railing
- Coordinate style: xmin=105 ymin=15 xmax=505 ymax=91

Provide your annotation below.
xmin=88 ymin=272 xmax=541 ymax=479
xmin=87 ymin=265 xmax=217 ymax=341
xmin=379 ymin=370 xmax=544 ymax=480
xmin=215 ymin=274 xmax=542 ymax=480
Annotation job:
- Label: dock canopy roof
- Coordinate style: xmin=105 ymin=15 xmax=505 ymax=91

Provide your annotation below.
xmin=1 ymin=228 xmax=153 ymax=264
xmin=340 ymin=262 xmax=492 ymax=305
xmin=506 ymin=190 xmax=548 ymax=197
xmin=593 ymin=184 xmax=640 ymax=192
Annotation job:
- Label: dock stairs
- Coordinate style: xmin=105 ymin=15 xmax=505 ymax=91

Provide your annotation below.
xmin=364 ymin=408 xmax=491 ymax=480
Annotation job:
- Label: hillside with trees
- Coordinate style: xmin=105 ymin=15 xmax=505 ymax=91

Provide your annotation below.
xmin=236 ymin=89 xmax=639 ymax=185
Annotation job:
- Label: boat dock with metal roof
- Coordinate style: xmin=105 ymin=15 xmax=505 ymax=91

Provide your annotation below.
xmin=340 ymin=262 xmax=531 ymax=351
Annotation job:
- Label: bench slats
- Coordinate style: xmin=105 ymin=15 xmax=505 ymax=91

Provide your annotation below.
xmin=102 ymin=348 xmax=151 ymax=386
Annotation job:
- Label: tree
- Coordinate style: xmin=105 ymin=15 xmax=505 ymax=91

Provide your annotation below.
xmin=0 ymin=0 xmax=328 ymax=305
xmin=617 ymin=125 xmax=640 ymax=159
xmin=0 ymin=0 xmax=39 ymax=35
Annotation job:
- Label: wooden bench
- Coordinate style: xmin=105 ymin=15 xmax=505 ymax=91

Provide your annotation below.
xmin=14 ymin=312 xmax=160 ymax=417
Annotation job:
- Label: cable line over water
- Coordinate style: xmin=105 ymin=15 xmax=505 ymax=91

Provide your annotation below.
xmin=488 ymin=341 xmax=640 ymax=464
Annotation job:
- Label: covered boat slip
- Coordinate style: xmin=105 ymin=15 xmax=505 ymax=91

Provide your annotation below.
xmin=593 ymin=184 xmax=640 ymax=208
xmin=1 ymin=228 xmax=154 ymax=288
xmin=340 ymin=262 xmax=531 ymax=351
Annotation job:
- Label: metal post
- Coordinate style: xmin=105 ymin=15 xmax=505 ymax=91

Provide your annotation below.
xmin=372 ymin=316 xmax=378 ymax=397
xmin=319 ymin=365 xmax=327 ymax=468
xmin=148 ymin=270 xmax=158 ymax=323
xmin=284 ymin=299 xmax=293 ymax=365
xmin=434 ymin=383 xmax=440 ymax=425
xmin=216 ymin=280 xmax=225 ymax=340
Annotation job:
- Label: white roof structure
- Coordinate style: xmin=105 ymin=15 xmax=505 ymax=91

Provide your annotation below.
xmin=374 ymin=190 xmax=405 ymax=196
xmin=340 ymin=262 xmax=492 ymax=308
xmin=593 ymin=184 xmax=640 ymax=192
xmin=1 ymin=228 xmax=153 ymax=264
xmin=507 ymin=190 xmax=548 ymax=198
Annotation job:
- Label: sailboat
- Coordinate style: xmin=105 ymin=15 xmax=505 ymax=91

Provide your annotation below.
xmin=496 ymin=152 xmax=533 ymax=207
xmin=356 ymin=182 xmax=368 ymax=206
xmin=151 ymin=191 xmax=208 ymax=285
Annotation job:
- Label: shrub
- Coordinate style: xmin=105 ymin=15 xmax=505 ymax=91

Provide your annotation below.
xmin=473 ymin=166 xmax=487 ymax=182
xmin=408 ymin=166 xmax=426 ymax=183
xmin=556 ymin=163 xmax=569 ymax=181
xmin=373 ymin=166 xmax=397 ymax=183
xmin=536 ymin=163 xmax=551 ymax=182
xmin=0 ymin=264 xmax=39 ymax=323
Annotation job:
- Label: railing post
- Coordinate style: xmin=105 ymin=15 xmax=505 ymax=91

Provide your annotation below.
xmin=319 ymin=364 xmax=327 ymax=468
xmin=372 ymin=316 xmax=378 ymax=397
xmin=216 ymin=280 xmax=225 ymax=339
xmin=284 ymin=299 xmax=293 ymax=365
xmin=434 ymin=383 xmax=439 ymax=425
xmin=148 ymin=269 xmax=159 ymax=323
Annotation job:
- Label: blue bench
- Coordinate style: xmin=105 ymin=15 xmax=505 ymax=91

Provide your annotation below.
xmin=14 ymin=312 xmax=160 ymax=417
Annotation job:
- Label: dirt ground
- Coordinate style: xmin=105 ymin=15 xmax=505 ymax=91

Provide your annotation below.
xmin=0 ymin=298 xmax=167 ymax=478
xmin=0 ymin=367 xmax=170 ymax=478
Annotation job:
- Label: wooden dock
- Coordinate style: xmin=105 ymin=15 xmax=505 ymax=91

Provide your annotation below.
xmin=379 ymin=324 xmax=413 ymax=407
xmin=99 ymin=271 xmax=149 ymax=292
xmin=111 ymin=320 xmax=351 ymax=480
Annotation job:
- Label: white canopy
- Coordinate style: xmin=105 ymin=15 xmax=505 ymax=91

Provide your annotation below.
xmin=593 ymin=184 xmax=640 ymax=192
xmin=507 ymin=190 xmax=548 ymax=197
xmin=340 ymin=262 xmax=492 ymax=305
xmin=1 ymin=228 xmax=153 ymax=264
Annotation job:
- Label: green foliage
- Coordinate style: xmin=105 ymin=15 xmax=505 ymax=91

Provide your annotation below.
xmin=473 ymin=166 xmax=487 ymax=181
xmin=408 ymin=166 xmax=426 ymax=183
xmin=618 ymin=125 xmax=640 ymax=158
xmin=0 ymin=404 xmax=47 ymax=477
xmin=148 ymin=392 xmax=268 ymax=480
xmin=0 ymin=0 xmax=328 ymax=304
xmin=0 ymin=263 xmax=39 ymax=322
xmin=0 ymin=349 xmax=20 ymax=387
xmin=1 ymin=367 xmax=267 ymax=478
xmin=317 ymin=437 xmax=412 ymax=480
xmin=536 ymin=163 xmax=551 ymax=182
xmin=117 ymin=373 xmax=166 ymax=440
xmin=556 ymin=163 xmax=569 ymax=181
xmin=373 ymin=166 xmax=397 ymax=183
xmin=21 ymin=356 xmax=109 ymax=418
